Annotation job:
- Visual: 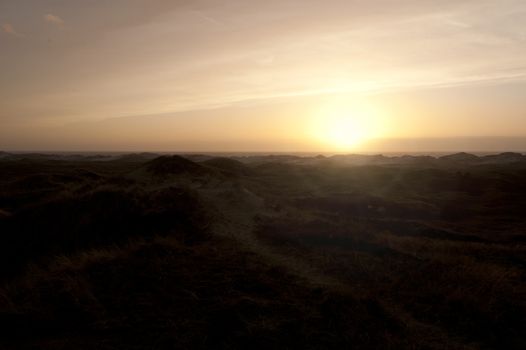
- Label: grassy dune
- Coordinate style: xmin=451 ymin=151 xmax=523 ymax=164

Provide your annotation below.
xmin=0 ymin=153 xmax=525 ymax=349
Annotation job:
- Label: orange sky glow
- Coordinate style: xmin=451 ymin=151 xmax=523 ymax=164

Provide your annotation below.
xmin=1 ymin=0 xmax=525 ymax=152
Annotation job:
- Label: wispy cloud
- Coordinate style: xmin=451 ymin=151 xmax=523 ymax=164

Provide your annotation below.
xmin=1 ymin=23 xmax=23 ymax=37
xmin=2 ymin=0 xmax=526 ymax=143
xmin=44 ymin=14 xmax=64 ymax=28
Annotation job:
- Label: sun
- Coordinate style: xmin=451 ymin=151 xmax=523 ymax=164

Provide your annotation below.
xmin=309 ymin=98 xmax=386 ymax=151
xmin=323 ymin=116 xmax=371 ymax=149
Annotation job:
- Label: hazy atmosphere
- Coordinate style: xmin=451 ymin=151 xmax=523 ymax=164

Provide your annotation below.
xmin=2 ymin=2 xmax=526 ymax=349
xmin=1 ymin=0 xmax=526 ymax=152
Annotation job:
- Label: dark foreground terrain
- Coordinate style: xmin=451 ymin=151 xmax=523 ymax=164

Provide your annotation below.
xmin=0 ymin=151 xmax=525 ymax=349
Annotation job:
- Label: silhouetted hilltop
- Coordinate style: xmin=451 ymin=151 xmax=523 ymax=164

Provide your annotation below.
xmin=61 ymin=154 xmax=112 ymax=161
xmin=202 ymin=157 xmax=252 ymax=176
xmin=9 ymin=153 xmax=53 ymax=161
xmin=0 ymin=153 xmax=113 ymax=162
xmin=396 ymin=155 xmax=436 ymax=165
xmin=233 ymin=154 xmax=303 ymax=165
xmin=3 ymin=152 xmax=526 ymax=168
xmin=482 ymin=152 xmax=525 ymax=163
xmin=439 ymin=152 xmax=480 ymax=162
xmin=115 ymin=152 xmax=160 ymax=162
xmin=184 ymin=154 xmax=216 ymax=162
xmin=145 ymin=155 xmax=210 ymax=176
xmin=329 ymin=154 xmax=405 ymax=166
xmin=329 ymin=154 xmax=375 ymax=164
xmin=437 ymin=152 xmax=526 ymax=165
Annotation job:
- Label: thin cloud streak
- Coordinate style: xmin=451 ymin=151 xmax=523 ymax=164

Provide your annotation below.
xmin=97 ymin=69 xmax=526 ymax=125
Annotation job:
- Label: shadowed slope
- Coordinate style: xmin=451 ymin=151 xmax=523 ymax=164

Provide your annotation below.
xmin=145 ymin=155 xmax=210 ymax=177
xmin=201 ymin=157 xmax=253 ymax=176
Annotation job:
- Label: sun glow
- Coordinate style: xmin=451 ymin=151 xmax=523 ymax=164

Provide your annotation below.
xmin=323 ymin=116 xmax=371 ymax=149
xmin=309 ymin=98 xmax=389 ymax=151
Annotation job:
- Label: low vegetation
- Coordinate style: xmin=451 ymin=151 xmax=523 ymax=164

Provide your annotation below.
xmin=0 ymin=152 xmax=525 ymax=349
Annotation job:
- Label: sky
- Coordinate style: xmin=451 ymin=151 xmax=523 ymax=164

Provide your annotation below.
xmin=1 ymin=0 xmax=526 ymax=152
